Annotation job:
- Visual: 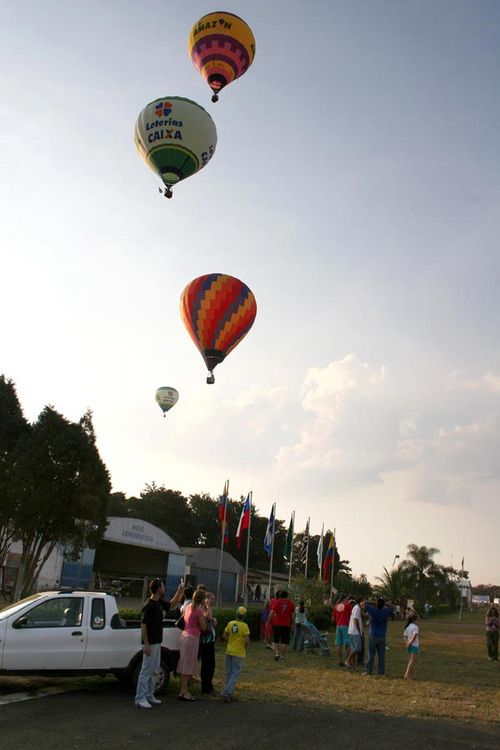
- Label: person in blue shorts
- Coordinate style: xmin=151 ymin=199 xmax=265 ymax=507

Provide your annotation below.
xmin=403 ymin=614 xmax=420 ymax=680
xmin=332 ymin=595 xmax=352 ymax=666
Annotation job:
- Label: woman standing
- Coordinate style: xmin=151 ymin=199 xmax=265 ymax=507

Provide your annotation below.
xmin=292 ymin=601 xmax=307 ymax=652
xmin=403 ymin=614 xmax=420 ymax=680
xmin=485 ymin=606 xmax=499 ymax=662
xmin=177 ymin=589 xmax=207 ymax=700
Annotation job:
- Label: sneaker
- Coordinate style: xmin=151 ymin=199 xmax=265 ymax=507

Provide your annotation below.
xmin=148 ymin=697 xmax=162 ymax=705
xmin=274 ymin=654 xmax=280 ymax=661
xmin=135 ymin=700 xmax=152 ymax=709
xmin=222 ymin=694 xmax=232 ymax=703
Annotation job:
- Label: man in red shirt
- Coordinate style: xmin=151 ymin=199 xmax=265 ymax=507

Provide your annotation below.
xmin=332 ymin=594 xmax=352 ymax=666
xmin=268 ymin=590 xmax=295 ymax=662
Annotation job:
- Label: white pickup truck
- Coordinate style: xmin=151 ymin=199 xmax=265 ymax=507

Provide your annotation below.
xmin=0 ymin=590 xmax=180 ymax=693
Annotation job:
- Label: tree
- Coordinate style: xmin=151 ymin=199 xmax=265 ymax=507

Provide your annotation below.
xmin=400 ymin=544 xmax=441 ymax=609
xmin=9 ymin=407 xmax=111 ymax=597
xmin=375 ymin=564 xmax=410 ymax=601
xmin=0 ymin=376 xmax=30 ymax=575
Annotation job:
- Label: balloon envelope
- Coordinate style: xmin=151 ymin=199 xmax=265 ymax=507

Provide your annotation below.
xmin=180 ymin=273 xmax=257 ymax=380
xmin=189 ymin=12 xmax=255 ymax=100
xmin=156 ymin=387 xmax=179 ymax=416
xmin=134 ymin=97 xmax=217 ymax=192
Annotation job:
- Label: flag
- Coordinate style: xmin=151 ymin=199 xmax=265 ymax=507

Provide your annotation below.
xmin=264 ymin=503 xmax=275 ymax=556
xmin=317 ymin=524 xmax=324 ymax=571
xmin=218 ymin=479 xmax=228 ymax=522
xmin=223 ymin=519 xmax=229 ymax=546
xmin=300 ymin=518 xmax=310 ymax=564
xmin=284 ymin=513 xmax=294 ymax=561
xmin=461 ymin=556 xmax=464 ymax=571
xmin=322 ymin=533 xmax=335 ymax=581
xmin=236 ymin=494 xmax=251 ymax=549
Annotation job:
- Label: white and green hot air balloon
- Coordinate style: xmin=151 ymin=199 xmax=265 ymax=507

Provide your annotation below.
xmin=134 ymin=97 xmax=217 ymax=198
xmin=155 ymin=387 xmax=179 ymax=417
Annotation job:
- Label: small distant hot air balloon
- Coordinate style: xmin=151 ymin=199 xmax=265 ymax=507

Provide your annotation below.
xmin=156 ymin=387 xmax=179 ymax=417
xmin=189 ymin=12 xmax=256 ymax=102
xmin=134 ymin=97 xmax=217 ymax=198
xmin=180 ymin=273 xmax=257 ymax=384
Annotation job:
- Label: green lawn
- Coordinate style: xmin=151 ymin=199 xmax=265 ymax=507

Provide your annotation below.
xmin=204 ymin=610 xmax=499 ymax=725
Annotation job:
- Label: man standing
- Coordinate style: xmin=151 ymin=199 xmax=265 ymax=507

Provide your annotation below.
xmin=363 ymin=597 xmax=394 ymax=676
xmin=332 ymin=595 xmax=352 ymax=667
xmin=135 ymin=578 xmax=184 ymax=709
xmin=345 ymin=597 xmax=364 ymax=670
xmin=222 ymin=606 xmax=250 ymax=702
xmin=269 ymin=590 xmax=295 ymax=662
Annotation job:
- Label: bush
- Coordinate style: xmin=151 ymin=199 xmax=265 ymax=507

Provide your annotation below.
xmin=306 ymin=606 xmax=332 ymax=631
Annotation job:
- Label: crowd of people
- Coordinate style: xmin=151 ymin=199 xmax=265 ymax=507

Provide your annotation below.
xmin=134 ymin=580 xmax=498 ymax=709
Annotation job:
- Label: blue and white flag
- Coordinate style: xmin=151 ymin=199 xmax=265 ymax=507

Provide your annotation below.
xmin=264 ymin=503 xmax=276 ymax=556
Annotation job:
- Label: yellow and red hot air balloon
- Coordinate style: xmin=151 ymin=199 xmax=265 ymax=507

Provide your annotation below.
xmin=180 ymin=273 xmax=257 ymax=384
xmin=189 ymin=12 xmax=256 ymax=102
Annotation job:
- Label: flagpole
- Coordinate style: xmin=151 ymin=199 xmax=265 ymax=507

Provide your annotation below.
xmin=243 ymin=492 xmax=252 ymax=607
xmin=288 ymin=510 xmax=295 ymax=586
xmin=216 ymin=479 xmax=228 ymax=607
xmin=318 ymin=522 xmax=324 ymax=581
xmin=304 ymin=517 xmax=310 ymax=579
xmin=459 ymin=556 xmax=464 ymax=621
xmin=268 ymin=503 xmax=275 ymax=597
xmin=330 ymin=527 xmax=336 ymax=601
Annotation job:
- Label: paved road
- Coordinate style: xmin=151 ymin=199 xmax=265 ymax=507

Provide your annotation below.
xmin=0 ymin=684 xmax=498 ymax=750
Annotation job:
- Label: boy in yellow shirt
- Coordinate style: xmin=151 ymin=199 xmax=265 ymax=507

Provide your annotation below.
xmin=222 ymin=606 xmax=250 ymax=702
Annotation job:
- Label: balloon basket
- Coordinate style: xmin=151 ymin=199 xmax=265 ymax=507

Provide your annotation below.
xmin=206 ymin=373 xmax=215 ymax=385
xmin=211 ymin=94 xmax=219 ymax=103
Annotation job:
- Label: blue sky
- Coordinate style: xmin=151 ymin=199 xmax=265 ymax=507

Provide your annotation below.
xmin=1 ymin=1 xmax=499 ymax=582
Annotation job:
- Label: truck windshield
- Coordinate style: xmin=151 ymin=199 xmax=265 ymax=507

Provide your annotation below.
xmin=0 ymin=594 xmax=44 ymax=620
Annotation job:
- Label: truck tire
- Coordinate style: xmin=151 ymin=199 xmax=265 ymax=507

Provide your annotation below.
xmin=132 ymin=653 xmax=171 ymax=695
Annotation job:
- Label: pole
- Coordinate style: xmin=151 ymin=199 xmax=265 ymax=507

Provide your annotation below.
xmin=267 ymin=504 xmax=275 ymax=598
xmin=216 ymin=479 xmax=229 ymax=607
xmin=288 ymin=510 xmax=295 ymax=586
xmin=243 ymin=492 xmax=252 ymax=607
xmin=330 ymin=527 xmax=336 ymax=601
xmin=304 ymin=517 xmax=310 ymax=580
xmin=459 ymin=557 xmax=464 ymax=621
xmin=318 ymin=522 xmax=324 ymax=581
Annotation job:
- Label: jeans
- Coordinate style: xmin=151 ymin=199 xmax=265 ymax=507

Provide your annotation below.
xmin=135 ymin=643 xmax=161 ymax=703
xmin=292 ymin=623 xmax=305 ymax=652
xmin=366 ymin=636 xmax=386 ymax=674
xmin=224 ymin=655 xmax=243 ymax=696
xmin=199 ymin=641 xmax=216 ymax=692
xmin=486 ymin=631 xmax=499 ymax=660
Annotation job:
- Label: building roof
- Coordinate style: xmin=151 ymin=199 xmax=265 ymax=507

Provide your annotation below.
xmin=182 ymin=547 xmax=243 ymax=574
xmin=104 ymin=517 xmax=183 ymax=554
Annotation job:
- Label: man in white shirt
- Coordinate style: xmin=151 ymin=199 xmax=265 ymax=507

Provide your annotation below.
xmin=345 ymin=597 xmax=364 ymax=670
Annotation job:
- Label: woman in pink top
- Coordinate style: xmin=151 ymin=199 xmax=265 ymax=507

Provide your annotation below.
xmin=177 ymin=589 xmax=207 ymax=700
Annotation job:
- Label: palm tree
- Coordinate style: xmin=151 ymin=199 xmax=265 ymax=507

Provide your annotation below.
xmin=400 ymin=544 xmax=441 ymax=609
xmin=374 ymin=564 xmax=409 ymax=601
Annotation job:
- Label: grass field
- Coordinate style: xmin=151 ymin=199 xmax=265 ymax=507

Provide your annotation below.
xmin=1 ymin=609 xmax=498 ymax=725
xmin=206 ymin=610 xmax=500 ymax=725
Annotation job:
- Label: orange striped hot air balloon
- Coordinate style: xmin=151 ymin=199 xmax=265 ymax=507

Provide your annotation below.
xmin=180 ymin=273 xmax=257 ymax=384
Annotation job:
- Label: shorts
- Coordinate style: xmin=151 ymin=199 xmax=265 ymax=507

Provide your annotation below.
xmin=408 ymin=645 xmax=420 ymax=654
xmin=348 ymin=634 xmax=362 ymax=652
xmin=273 ymin=625 xmax=291 ymax=645
xmin=335 ymin=625 xmax=350 ymax=647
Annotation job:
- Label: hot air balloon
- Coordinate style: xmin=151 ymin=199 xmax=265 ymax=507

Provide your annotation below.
xmin=134 ymin=97 xmax=217 ymax=198
xmin=189 ymin=12 xmax=256 ymax=102
xmin=156 ymin=387 xmax=179 ymax=417
xmin=180 ymin=273 xmax=257 ymax=384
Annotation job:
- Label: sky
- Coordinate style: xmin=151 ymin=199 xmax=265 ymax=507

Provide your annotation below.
xmin=1 ymin=1 xmax=499 ymax=584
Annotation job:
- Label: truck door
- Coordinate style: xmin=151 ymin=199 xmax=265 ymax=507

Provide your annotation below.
xmin=3 ymin=596 xmax=87 ymax=670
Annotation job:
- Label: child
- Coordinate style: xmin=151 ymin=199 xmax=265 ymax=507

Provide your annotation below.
xmin=403 ymin=614 xmax=419 ymax=680
xmin=222 ymin=606 xmax=250 ymax=703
